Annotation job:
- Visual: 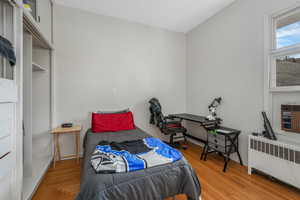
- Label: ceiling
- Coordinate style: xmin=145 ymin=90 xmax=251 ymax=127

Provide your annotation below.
xmin=54 ymin=0 xmax=235 ymax=33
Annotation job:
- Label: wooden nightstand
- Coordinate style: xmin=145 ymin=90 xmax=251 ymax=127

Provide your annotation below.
xmin=51 ymin=125 xmax=82 ymax=167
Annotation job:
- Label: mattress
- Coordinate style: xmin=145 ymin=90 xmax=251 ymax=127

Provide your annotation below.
xmin=76 ymin=127 xmax=201 ymax=200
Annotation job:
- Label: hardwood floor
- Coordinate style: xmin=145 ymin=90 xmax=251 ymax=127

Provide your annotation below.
xmin=32 ymin=142 xmax=300 ymax=200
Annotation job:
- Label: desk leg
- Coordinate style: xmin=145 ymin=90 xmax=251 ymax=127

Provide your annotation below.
xmin=182 ymin=132 xmax=188 ymax=150
xmin=223 ymin=156 xmax=230 ymax=172
xmin=223 ymin=143 xmax=234 ymax=172
xmin=236 ymin=138 xmax=243 ymax=166
xmin=237 ymin=150 xmax=243 ymax=166
xmin=229 ymin=135 xmax=243 ymax=166
xmin=200 ymin=143 xmax=207 ymax=160
xmin=204 ymin=148 xmax=208 ymax=161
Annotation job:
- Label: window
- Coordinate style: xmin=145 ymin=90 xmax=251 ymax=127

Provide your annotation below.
xmin=276 ymin=14 xmax=300 ymax=48
xmin=269 ymin=6 xmax=300 ymax=91
xmin=275 ymin=53 xmax=300 ymax=87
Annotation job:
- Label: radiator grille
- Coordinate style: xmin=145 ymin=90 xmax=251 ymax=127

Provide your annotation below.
xmin=250 ymin=138 xmax=300 ymax=164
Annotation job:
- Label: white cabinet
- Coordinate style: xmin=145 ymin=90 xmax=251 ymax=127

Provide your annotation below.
xmin=36 ymin=0 xmax=52 ymax=42
xmin=22 ymin=23 xmax=53 ymax=200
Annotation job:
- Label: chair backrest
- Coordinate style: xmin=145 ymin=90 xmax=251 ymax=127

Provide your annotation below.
xmin=149 ymin=98 xmax=165 ymax=127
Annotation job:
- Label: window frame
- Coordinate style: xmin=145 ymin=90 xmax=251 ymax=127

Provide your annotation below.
xmin=268 ymin=5 xmax=300 ymax=92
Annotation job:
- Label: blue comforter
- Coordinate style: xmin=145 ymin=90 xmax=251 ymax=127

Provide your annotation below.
xmin=91 ymin=137 xmax=182 ymax=173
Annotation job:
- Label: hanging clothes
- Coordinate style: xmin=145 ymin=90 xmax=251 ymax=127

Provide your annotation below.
xmin=0 ymin=35 xmax=16 ymax=66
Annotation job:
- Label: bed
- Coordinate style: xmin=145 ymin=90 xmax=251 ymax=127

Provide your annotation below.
xmin=76 ymin=127 xmax=201 ymax=200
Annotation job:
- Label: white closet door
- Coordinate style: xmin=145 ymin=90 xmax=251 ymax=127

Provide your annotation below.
xmin=0 ymin=1 xmax=18 ymax=200
xmin=0 ymin=79 xmax=17 ymax=199
xmin=0 ymin=81 xmax=17 ymax=174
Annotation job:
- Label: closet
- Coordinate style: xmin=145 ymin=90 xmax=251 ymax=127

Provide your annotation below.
xmin=0 ymin=0 xmax=54 ymax=199
xmin=22 ymin=0 xmax=54 ymax=199
xmin=0 ymin=1 xmax=18 ymax=200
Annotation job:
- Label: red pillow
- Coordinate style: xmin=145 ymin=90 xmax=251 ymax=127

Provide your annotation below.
xmin=92 ymin=111 xmax=135 ymax=133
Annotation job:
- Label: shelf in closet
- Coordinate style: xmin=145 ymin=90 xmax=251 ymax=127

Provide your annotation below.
xmin=32 ymin=62 xmax=47 ymax=72
xmin=23 ymin=8 xmax=53 ymax=50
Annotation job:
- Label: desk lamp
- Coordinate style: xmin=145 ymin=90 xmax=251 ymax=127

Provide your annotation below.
xmin=206 ymin=97 xmax=222 ymax=121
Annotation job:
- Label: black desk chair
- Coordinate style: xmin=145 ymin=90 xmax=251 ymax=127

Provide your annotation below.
xmin=149 ymin=98 xmax=187 ymax=149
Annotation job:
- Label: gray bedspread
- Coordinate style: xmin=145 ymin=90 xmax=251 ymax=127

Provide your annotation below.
xmin=76 ymin=128 xmax=201 ymax=200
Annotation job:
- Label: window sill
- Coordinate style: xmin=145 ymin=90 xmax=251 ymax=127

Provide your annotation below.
xmin=269 ymin=86 xmax=300 ymax=93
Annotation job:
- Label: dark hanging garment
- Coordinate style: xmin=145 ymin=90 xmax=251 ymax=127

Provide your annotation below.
xmin=0 ymin=35 xmax=16 ymax=66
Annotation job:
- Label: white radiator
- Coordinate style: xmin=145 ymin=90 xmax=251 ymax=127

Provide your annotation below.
xmin=248 ymin=135 xmax=300 ymax=189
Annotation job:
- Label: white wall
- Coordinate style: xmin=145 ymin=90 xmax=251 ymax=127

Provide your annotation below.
xmin=186 ymin=0 xmax=300 ymax=165
xmin=54 ymin=5 xmax=186 ymax=156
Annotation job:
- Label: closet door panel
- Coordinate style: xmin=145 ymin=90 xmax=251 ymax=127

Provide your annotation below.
xmin=23 ymin=33 xmax=33 ymax=176
xmin=0 ymin=104 xmax=12 ymax=160
xmin=0 ymin=103 xmax=13 ymax=138
xmin=0 ymin=136 xmax=11 ymax=158
xmin=0 ymin=153 xmax=13 ymax=179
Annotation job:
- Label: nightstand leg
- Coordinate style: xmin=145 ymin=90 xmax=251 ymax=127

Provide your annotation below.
xmin=76 ymin=132 xmax=80 ymax=164
xmin=56 ymin=134 xmax=61 ymax=161
xmin=53 ymin=134 xmax=57 ymax=168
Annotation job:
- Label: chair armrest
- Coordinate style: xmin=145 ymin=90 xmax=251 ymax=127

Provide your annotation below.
xmin=165 ymin=115 xmax=175 ymax=120
xmin=165 ymin=115 xmax=183 ymax=123
xmin=165 ymin=121 xmax=181 ymax=125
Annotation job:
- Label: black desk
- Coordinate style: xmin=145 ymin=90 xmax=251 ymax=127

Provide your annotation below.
xmin=170 ymin=113 xmax=243 ymax=172
xmin=169 ymin=113 xmax=220 ymax=144
xmin=170 ymin=113 xmax=208 ymax=123
xmin=203 ymin=127 xmax=243 ymax=172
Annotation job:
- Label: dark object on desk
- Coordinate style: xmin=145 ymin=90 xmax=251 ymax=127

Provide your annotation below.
xmin=61 ymin=123 xmax=73 ymax=128
xmin=201 ymin=127 xmax=243 ymax=172
xmin=0 ymin=35 xmax=16 ymax=66
xmin=206 ymin=97 xmax=222 ymax=121
xmin=149 ymin=98 xmax=188 ymax=149
xmin=252 ymin=132 xmax=263 ymax=137
xmin=170 ymin=113 xmax=221 ymax=144
xmin=262 ymin=111 xmax=277 ymax=140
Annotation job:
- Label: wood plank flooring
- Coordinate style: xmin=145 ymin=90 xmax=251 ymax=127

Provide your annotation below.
xmin=32 ymin=142 xmax=300 ymax=200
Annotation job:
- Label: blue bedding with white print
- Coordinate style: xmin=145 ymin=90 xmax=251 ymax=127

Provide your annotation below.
xmin=90 ymin=137 xmax=182 ymax=173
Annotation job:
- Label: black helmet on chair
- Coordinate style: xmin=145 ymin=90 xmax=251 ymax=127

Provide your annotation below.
xmin=149 ymin=98 xmax=163 ymax=125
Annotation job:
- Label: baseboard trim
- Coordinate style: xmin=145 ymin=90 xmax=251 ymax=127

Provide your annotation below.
xmin=185 ymin=134 xmax=206 ymax=145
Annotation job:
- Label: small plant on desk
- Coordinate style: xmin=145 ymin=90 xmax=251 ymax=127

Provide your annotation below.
xmin=209 ymin=130 xmax=218 ymax=135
